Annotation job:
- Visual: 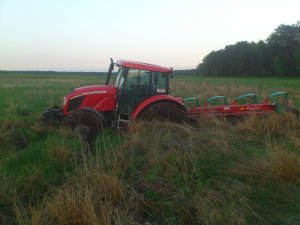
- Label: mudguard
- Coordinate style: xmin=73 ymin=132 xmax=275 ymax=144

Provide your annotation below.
xmin=131 ymin=95 xmax=186 ymax=119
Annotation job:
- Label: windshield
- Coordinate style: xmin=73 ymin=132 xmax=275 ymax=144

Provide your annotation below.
xmin=115 ymin=67 xmax=123 ymax=87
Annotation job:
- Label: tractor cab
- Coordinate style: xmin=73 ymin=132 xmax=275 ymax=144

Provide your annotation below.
xmin=107 ymin=59 xmax=173 ymax=119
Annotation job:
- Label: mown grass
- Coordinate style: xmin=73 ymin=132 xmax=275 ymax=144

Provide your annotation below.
xmin=0 ymin=72 xmax=300 ymax=224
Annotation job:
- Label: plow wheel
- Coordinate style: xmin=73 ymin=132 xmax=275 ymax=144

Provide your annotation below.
xmin=62 ymin=110 xmax=103 ymax=142
xmin=286 ymin=106 xmax=299 ymax=117
xmin=137 ymin=101 xmax=186 ymax=123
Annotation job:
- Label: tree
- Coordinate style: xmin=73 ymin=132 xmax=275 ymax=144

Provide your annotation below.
xmin=266 ymin=22 xmax=300 ymax=76
xmin=197 ymin=21 xmax=300 ymax=77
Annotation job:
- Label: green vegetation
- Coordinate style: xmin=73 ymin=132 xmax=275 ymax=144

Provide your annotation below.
xmin=0 ymin=72 xmax=300 ymax=225
xmin=197 ymin=22 xmax=300 ymax=77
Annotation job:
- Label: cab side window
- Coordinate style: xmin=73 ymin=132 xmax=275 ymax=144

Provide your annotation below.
xmin=124 ymin=69 xmax=150 ymax=92
xmin=151 ymin=72 xmax=168 ymax=94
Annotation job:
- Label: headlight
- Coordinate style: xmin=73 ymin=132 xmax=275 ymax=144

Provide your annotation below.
xmin=67 ymin=96 xmax=84 ymax=112
xmin=63 ymin=97 xmax=67 ymax=106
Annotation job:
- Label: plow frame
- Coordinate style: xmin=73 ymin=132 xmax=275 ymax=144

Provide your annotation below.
xmin=185 ymin=92 xmax=289 ymax=119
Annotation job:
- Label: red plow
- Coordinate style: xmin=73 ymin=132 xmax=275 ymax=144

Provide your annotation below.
xmin=184 ymin=92 xmax=298 ymax=120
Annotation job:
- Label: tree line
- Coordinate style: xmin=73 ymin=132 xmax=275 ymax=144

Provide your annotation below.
xmin=197 ymin=22 xmax=300 ymax=77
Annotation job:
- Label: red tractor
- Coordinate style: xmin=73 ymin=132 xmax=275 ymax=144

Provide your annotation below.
xmin=42 ymin=59 xmax=187 ymax=138
xmin=42 ymin=59 xmax=296 ymax=139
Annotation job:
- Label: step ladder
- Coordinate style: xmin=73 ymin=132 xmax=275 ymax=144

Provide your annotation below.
xmin=117 ymin=115 xmax=131 ymax=131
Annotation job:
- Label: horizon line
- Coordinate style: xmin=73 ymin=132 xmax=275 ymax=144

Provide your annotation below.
xmin=0 ymin=68 xmax=197 ymax=73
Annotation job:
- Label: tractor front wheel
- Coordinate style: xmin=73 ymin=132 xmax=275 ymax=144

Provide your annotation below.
xmin=62 ymin=110 xmax=103 ymax=142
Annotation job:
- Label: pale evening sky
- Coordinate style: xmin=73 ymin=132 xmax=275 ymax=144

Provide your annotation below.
xmin=0 ymin=0 xmax=299 ymax=71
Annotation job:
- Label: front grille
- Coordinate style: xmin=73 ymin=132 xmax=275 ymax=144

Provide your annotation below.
xmin=67 ymin=96 xmax=84 ymax=112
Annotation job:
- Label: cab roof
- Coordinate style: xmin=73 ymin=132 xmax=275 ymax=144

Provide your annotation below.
xmin=116 ymin=60 xmax=172 ymax=73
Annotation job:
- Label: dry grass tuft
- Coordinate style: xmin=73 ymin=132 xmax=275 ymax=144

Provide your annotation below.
xmin=30 ymin=171 xmax=140 ymax=225
xmin=46 ymin=139 xmax=72 ymax=165
xmin=0 ymin=119 xmax=28 ymax=151
xmin=126 ymin=121 xmax=192 ymax=156
xmin=138 ymin=121 xmax=190 ymax=148
xmin=237 ymin=113 xmax=299 ymax=137
xmin=31 ymin=120 xmax=48 ymax=138
xmin=231 ymin=145 xmax=300 ymax=184
xmin=130 ymin=120 xmax=191 ymax=137
xmin=130 ymin=120 xmax=233 ymax=155
xmin=266 ymin=146 xmax=300 ymax=184
xmin=0 ymin=128 xmax=10 ymax=152
xmin=192 ymin=184 xmax=253 ymax=225
xmin=58 ymin=127 xmax=75 ymax=139
xmin=48 ymin=145 xmax=72 ymax=165
xmin=117 ymin=120 xmax=234 ymax=183
xmin=289 ymin=135 xmax=300 ymax=147
xmin=189 ymin=117 xmax=233 ymax=155
xmin=0 ymin=119 xmax=25 ymax=131
xmin=0 ymin=175 xmax=15 ymax=225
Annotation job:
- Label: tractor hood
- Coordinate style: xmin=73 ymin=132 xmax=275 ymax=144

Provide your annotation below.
xmin=68 ymin=85 xmax=116 ymax=99
xmin=70 ymin=85 xmax=116 ymax=97
xmin=63 ymin=85 xmax=117 ymax=114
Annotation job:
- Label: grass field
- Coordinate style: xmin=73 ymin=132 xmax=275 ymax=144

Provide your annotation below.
xmin=0 ymin=71 xmax=300 ymax=225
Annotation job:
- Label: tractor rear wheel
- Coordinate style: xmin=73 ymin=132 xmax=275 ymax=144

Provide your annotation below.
xmin=137 ymin=101 xmax=186 ymax=123
xmin=62 ymin=110 xmax=103 ymax=142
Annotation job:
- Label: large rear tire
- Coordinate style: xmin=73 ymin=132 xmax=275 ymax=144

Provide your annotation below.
xmin=62 ymin=110 xmax=103 ymax=142
xmin=137 ymin=101 xmax=186 ymax=123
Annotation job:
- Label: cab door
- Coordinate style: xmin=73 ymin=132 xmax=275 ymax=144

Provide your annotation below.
xmin=118 ymin=68 xmax=151 ymax=117
xmin=150 ymin=71 xmax=169 ymax=95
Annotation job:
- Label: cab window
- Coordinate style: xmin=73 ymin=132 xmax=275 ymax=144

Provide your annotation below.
xmin=151 ymin=72 xmax=168 ymax=94
xmin=124 ymin=69 xmax=150 ymax=92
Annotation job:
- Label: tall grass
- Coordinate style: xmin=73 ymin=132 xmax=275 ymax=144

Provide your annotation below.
xmin=231 ymin=144 xmax=300 ymax=185
xmin=237 ymin=113 xmax=300 ymax=137
xmin=1 ymin=73 xmax=300 ymax=224
xmin=29 ymin=172 xmax=139 ymax=225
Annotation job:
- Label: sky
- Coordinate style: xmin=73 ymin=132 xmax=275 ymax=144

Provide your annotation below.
xmin=0 ymin=0 xmax=299 ymax=71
